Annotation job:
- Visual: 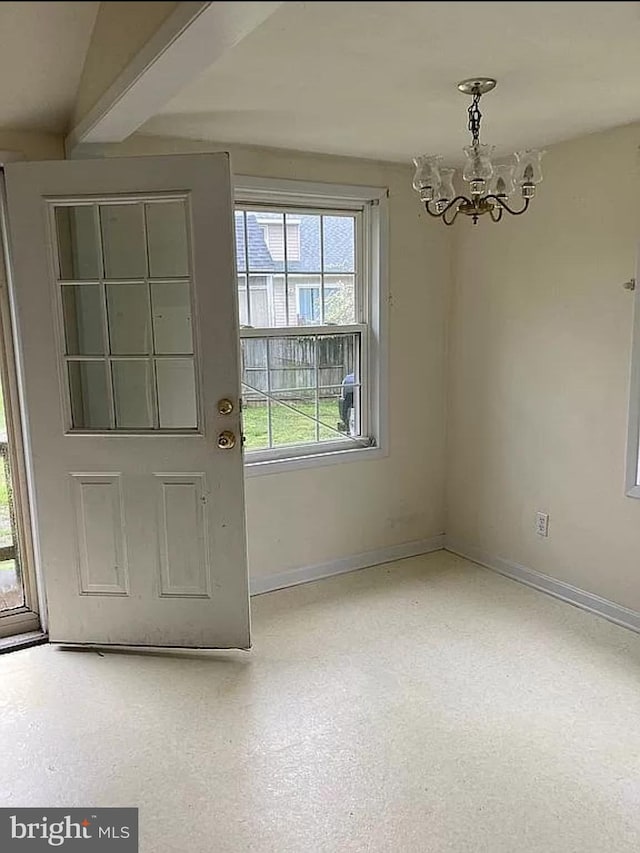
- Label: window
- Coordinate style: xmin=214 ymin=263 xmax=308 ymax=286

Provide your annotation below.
xmin=234 ymin=177 xmax=388 ymax=470
xmin=52 ymin=197 xmax=198 ymax=432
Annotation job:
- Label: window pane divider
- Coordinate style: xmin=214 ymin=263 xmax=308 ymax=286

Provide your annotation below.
xmin=106 ymin=353 xmax=194 ymax=360
xmin=265 ymin=338 xmax=273 ymax=448
xmin=242 ymin=210 xmax=251 ymax=326
xmin=241 ymin=383 xmax=362 ymax=395
xmin=65 ymin=355 xmax=107 ymax=362
xmin=283 ymin=211 xmax=290 ymax=328
xmin=238 ymin=269 xmax=355 ymax=276
xmin=65 ymin=354 xmax=194 ymax=362
xmin=246 ymin=437 xmax=374 ymax=464
xmin=235 ymin=201 xmax=364 ymax=216
xmin=142 ymin=203 xmax=160 ymax=429
xmin=93 ymin=203 xmax=116 ymax=429
xmin=59 ymin=277 xmax=192 ymax=286
xmin=239 ymin=323 xmax=366 ymax=339
xmin=319 ymin=216 xmax=325 ymax=326
xmin=50 ymin=192 xmax=188 ymax=207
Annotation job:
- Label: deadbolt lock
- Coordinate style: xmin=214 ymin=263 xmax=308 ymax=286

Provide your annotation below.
xmin=217 ymin=398 xmax=234 ymax=415
xmin=217 ymin=430 xmax=236 ymax=450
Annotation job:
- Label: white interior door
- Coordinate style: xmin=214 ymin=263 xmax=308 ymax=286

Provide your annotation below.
xmin=2 ymin=154 xmax=250 ymax=648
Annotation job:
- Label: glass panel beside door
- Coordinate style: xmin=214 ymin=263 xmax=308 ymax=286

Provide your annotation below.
xmin=0 ymin=359 xmax=25 ymax=616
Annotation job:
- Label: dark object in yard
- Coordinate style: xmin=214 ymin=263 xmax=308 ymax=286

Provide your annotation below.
xmin=337 ymin=373 xmax=354 ymax=434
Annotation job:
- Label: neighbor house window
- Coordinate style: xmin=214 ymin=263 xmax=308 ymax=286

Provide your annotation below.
xmin=233 ymin=177 xmax=387 ymax=470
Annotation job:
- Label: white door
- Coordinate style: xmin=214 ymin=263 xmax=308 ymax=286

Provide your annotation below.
xmin=2 ymin=154 xmax=250 ymax=648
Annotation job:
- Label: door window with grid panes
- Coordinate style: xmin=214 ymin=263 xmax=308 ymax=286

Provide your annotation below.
xmin=53 ymin=198 xmax=198 ymax=431
xmin=234 ymin=179 xmax=386 ymax=466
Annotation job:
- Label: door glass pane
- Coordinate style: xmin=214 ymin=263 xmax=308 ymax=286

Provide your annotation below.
xmin=68 ymin=361 xmax=110 ymax=429
xmin=146 ymin=201 xmax=189 ymax=278
xmin=156 ymin=359 xmax=197 ymax=428
xmin=151 ymin=282 xmax=193 ymax=354
xmin=106 ymin=284 xmax=151 ymax=355
xmin=55 ymin=206 xmax=100 ymax=280
xmin=112 ymin=360 xmax=154 ymax=428
xmin=100 ymin=204 xmax=146 ymax=279
xmin=61 ymin=285 xmax=105 ymax=355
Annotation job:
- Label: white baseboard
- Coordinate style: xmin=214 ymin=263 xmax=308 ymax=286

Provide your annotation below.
xmin=446 ymin=540 xmax=640 ymax=635
xmin=250 ymin=535 xmax=445 ymax=596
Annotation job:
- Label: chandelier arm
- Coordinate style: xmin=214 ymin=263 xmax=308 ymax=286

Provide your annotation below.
xmin=423 ymin=195 xmax=468 ymax=220
xmin=489 ymin=206 xmax=503 ymax=223
xmin=485 ymin=195 xmax=531 ymax=217
xmin=442 ymin=204 xmax=463 ymax=226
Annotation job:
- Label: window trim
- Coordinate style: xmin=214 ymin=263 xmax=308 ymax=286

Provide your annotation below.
xmin=625 ymin=250 xmax=640 ymax=497
xmin=233 ymin=176 xmax=388 ymax=475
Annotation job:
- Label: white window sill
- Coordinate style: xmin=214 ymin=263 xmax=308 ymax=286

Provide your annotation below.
xmin=244 ymin=443 xmax=387 ymax=477
xmin=0 ymin=630 xmax=47 ymax=654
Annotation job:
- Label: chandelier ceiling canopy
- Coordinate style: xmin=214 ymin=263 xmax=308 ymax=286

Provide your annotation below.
xmin=412 ymin=78 xmax=544 ymax=226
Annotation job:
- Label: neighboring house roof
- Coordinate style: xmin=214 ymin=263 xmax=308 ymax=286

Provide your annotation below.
xmin=235 ymin=212 xmax=354 ymax=274
xmin=235 ymin=212 xmax=276 ymax=272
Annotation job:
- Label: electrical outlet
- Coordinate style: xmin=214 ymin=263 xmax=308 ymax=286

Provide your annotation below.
xmin=535 ymin=511 xmax=549 ymax=537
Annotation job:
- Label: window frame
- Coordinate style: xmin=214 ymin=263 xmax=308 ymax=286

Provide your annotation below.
xmin=233 ymin=176 xmax=388 ymax=475
xmin=625 ymin=254 xmax=640 ymax=498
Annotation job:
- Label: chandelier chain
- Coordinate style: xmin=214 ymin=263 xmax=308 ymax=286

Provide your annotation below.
xmin=467 ymin=92 xmax=482 ymax=146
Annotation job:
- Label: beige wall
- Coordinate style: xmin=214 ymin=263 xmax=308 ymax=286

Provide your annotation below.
xmin=447 ymin=121 xmax=640 ymax=610
xmin=0 ymin=131 xmax=63 ymax=161
xmin=106 ymin=135 xmax=450 ymax=581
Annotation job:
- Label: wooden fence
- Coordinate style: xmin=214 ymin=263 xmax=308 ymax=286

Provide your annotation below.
xmin=241 ymin=335 xmax=355 ymax=403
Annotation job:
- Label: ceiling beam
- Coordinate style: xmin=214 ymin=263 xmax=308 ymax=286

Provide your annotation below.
xmin=66 ymin=1 xmax=284 ymax=156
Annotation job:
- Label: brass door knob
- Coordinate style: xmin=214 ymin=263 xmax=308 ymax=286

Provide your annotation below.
xmin=217 ymin=430 xmax=236 ymax=450
xmin=217 ymin=398 xmax=234 ymax=415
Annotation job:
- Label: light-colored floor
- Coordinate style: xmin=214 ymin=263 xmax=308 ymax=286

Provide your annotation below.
xmin=2 ymin=551 xmax=640 ymax=852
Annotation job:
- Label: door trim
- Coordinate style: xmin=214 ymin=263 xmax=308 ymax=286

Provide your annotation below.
xmin=0 ymin=171 xmax=42 ymax=635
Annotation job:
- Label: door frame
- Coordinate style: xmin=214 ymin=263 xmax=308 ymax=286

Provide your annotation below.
xmin=0 ymin=173 xmax=41 ymax=639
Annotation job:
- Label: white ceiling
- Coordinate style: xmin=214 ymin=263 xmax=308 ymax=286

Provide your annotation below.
xmin=0 ymin=2 xmax=98 ymax=132
xmin=141 ymin=1 xmax=640 ymax=163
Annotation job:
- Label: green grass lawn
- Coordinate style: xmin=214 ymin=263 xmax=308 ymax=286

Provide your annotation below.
xmin=242 ymin=398 xmax=344 ymax=450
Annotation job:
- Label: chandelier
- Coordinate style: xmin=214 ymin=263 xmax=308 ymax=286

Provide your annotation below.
xmin=412 ymin=78 xmax=544 ymax=225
